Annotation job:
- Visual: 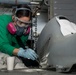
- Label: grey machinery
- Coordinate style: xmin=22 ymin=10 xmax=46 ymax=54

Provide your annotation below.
xmin=36 ymin=15 xmax=76 ymax=72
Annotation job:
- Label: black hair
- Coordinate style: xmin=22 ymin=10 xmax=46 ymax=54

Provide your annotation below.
xmin=13 ymin=4 xmax=32 ymax=19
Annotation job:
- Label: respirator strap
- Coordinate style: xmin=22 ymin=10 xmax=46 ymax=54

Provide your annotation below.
xmin=15 ymin=8 xmax=32 ymax=14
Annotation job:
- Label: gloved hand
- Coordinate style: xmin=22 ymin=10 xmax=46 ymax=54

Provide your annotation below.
xmin=17 ymin=48 xmax=38 ymax=60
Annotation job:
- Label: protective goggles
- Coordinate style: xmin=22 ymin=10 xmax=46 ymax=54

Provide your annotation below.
xmin=15 ymin=17 xmax=32 ymax=27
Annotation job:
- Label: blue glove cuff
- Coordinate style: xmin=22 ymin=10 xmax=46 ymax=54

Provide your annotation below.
xmin=17 ymin=48 xmax=25 ymax=57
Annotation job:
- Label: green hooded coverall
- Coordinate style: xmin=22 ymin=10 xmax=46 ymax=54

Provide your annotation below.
xmin=0 ymin=14 xmax=29 ymax=56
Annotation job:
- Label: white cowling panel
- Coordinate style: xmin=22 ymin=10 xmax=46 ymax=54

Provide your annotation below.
xmin=36 ymin=16 xmax=76 ymax=72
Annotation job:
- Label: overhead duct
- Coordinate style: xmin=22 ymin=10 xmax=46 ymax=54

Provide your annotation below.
xmin=0 ymin=0 xmax=40 ymax=5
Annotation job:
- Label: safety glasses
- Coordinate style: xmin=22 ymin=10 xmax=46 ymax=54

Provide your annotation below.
xmin=15 ymin=17 xmax=31 ymax=27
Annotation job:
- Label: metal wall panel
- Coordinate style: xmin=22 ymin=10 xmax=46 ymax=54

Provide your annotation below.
xmin=50 ymin=0 xmax=76 ymax=23
xmin=54 ymin=0 xmax=75 ymax=3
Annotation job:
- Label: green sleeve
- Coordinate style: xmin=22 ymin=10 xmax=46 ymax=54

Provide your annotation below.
xmin=0 ymin=29 xmax=15 ymax=56
xmin=0 ymin=22 xmax=15 ymax=56
xmin=0 ymin=43 xmax=15 ymax=56
xmin=0 ymin=27 xmax=29 ymax=56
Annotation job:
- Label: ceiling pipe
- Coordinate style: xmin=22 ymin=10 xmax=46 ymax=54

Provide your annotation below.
xmin=0 ymin=0 xmax=40 ymax=5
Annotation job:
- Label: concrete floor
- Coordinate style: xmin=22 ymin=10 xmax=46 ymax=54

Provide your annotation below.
xmin=0 ymin=68 xmax=76 ymax=75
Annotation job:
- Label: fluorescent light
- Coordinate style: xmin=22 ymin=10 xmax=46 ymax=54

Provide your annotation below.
xmin=37 ymin=13 xmax=40 ymax=15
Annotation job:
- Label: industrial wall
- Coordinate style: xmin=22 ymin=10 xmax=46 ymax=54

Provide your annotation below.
xmin=49 ymin=0 xmax=76 ymax=23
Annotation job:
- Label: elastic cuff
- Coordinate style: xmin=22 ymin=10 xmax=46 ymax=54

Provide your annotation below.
xmin=17 ymin=48 xmax=24 ymax=57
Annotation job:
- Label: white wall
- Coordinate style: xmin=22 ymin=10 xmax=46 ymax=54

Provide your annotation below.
xmin=33 ymin=12 xmax=48 ymax=34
